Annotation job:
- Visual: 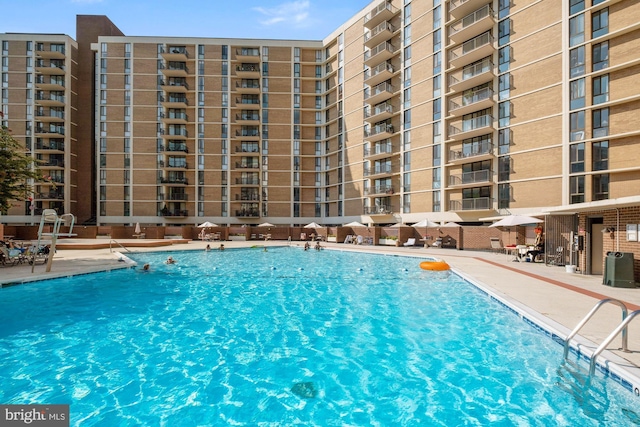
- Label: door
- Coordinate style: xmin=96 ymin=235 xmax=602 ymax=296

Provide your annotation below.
xmin=591 ymin=223 xmax=605 ymax=275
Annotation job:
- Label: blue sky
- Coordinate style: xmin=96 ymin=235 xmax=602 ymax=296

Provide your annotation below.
xmin=3 ymin=0 xmax=373 ymax=40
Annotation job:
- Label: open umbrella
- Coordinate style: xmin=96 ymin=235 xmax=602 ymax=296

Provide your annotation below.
xmin=343 ymin=221 xmax=366 ymax=227
xmin=304 ymin=222 xmax=322 ymax=228
xmin=257 ymin=222 xmax=275 ymax=228
xmin=413 ymin=219 xmax=440 ymax=228
xmin=442 ymin=222 xmax=461 ymax=227
xmin=390 ymin=223 xmax=408 ymax=227
xmin=489 ymin=215 xmax=542 ymax=227
xmin=198 ymin=221 xmax=218 ymax=228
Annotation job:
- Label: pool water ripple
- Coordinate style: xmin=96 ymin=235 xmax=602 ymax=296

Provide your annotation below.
xmin=0 ymin=247 xmax=638 ymax=426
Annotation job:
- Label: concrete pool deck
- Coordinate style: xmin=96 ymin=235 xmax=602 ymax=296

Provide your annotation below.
xmin=2 ymin=238 xmax=640 ymax=390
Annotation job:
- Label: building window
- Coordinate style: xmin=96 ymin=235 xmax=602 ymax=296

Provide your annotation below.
xmin=498 ymin=46 xmax=511 ymax=73
xmin=498 ymin=19 xmax=511 ymax=46
xmin=498 ymin=155 xmax=510 ymax=181
xmin=498 ymin=73 xmax=510 ymax=100
xmin=570 ymin=78 xmax=585 ymax=110
xmin=433 ymin=51 xmax=441 ymax=74
xmin=593 ymin=174 xmax=609 ymax=200
xmin=432 ymin=168 xmax=441 ymax=189
xmin=432 ymin=144 xmax=440 ymax=167
xmin=592 ymin=108 xmax=609 ymax=138
xmin=498 ymin=129 xmax=511 ymax=154
xmin=569 ymin=14 xmax=585 ymax=46
xmin=432 ymin=191 xmax=441 ymax=212
xmin=433 ymin=99 xmax=441 ymax=120
xmin=570 ymin=143 xmax=585 ymax=173
xmin=570 ymin=111 xmax=585 ymax=142
xmin=592 ymin=8 xmax=608 ymax=38
xmin=570 ymin=176 xmax=585 ymax=204
xmin=570 ymin=46 xmax=585 ymax=77
xmin=592 ymin=74 xmax=609 ymax=104
xmin=498 ymin=183 xmax=511 ymax=209
xmin=498 ymin=0 xmax=510 ymax=19
xmin=592 ymin=41 xmax=608 ymax=71
xmin=570 ymin=0 xmax=584 ymax=15
xmin=433 ymin=30 xmax=441 ymax=52
xmin=498 ymin=101 xmax=511 ymax=127
xmin=593 ymin=140 xmax=609 ymax=171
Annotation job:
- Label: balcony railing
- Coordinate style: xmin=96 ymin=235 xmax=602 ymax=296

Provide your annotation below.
xmin=449 ymin=4 xmax=493 ymax=37
xmin=449 ymin=87 xmax=493 ymax=111
xmin=365 ymin=122 xmax=394 ymax=138
xmin=364 ymin=102 xmax=394 ymax=119
xmin=449 ymin=32 xmax=493 ymax=62
xmin=166 ymin=143 xmax=188 ymax=152
xmin=167 ymin=193 xmax=188 ymax=201
xmin=450 ymin=114 xmax=493 ymax=136
xmin=364 ymin=205 xmax=393 ymax=215
xmin=235 ymin=209 xmax=260 ymax=217
xmin=449 ymin=169 xmax=492 ymax=186
xmin=160 ymin=177 xmax=189 ymax=184
xmin=364 ymin=140 xmax=394 ymax=157
xmin=364 ymin=41 xmax=396 ymax=62
xmin=364 ymin=21 xmax=395 ymax=43
xmin=449 ymin=142 xmax=493 ymax=162
xmin=235 ymin=178 xmax=260 ymax=185
xmin=364 ymin=61 xmax=394 ymax=81
xmin=161 ymin=209 xmax=189 ymax=217
xmin=450 ymin=197 xmax=492 ymax=211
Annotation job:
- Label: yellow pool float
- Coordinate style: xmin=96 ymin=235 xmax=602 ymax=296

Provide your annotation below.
xmin=419 ymin=258 xmax=450 ymax=271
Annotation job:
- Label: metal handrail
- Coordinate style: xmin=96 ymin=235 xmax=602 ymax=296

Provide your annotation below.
xmin=110 ymin=239 xmax=132 ymax=253
xmin=590 ymin=310 xmax=640 ymax=376
xmin=563 ymin=298 xmax=629 ymax=360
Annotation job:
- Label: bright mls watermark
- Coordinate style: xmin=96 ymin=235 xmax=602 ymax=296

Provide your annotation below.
xmin=1 ymin=405 xmax=69 ymax=426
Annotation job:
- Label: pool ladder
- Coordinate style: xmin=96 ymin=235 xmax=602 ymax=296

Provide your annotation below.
xmin=563 ymin=298 xmax=640 ymax=375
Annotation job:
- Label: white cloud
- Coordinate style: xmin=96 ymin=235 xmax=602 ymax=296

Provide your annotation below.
xmin=253 ymin=0 xmax=311 ymax=28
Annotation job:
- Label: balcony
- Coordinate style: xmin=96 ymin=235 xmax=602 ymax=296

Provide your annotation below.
xmin=449 ymin=32 xmax=494 ymax=69
xmin=235 ymin=209 xmax=260 ymax=218
xmin=35 ymin=92 xmax=65 ymax=107
xmin=234 ymin=145 xmax=260 ymax=154
xmin=161 ymin=61 xmax=189 ymax=78
xmin=364 ymin=102 xmax=395 ymax=124
xmin=235 ymin=112 xmax=260 ymax=124
xmin=235 ymin=48 xmax=260 ymax=63
xmin=367 ymin=185 xmax=396 ymax=196
xmin=161 ymin=95 xmax=189 ymax=108
xmin=234 ymin=177 xmax=260 ymax=185
xmin=162 ymin=110 xmax=189 ymax=124
xmin=448 ymin=87 xmax=493 ymax=117
xmin=161 ymin=79 xmax=189 ymax=93
xmin=364 ymin=205 xmax=393 ymax=215
xmin=165 ymin=193 xmax=189 ymax=201
xmin=236 ymin=64 xmax=260 ymax=78
xmin=449 ymin=4 xmax=495 ymax=45
xmin=449 ymin=169 xmax=492 ymax=187
xmin=365 ymin=81 xmax=395 ymax=105
xmin=449 ymin=57 xmax=494 ymax=93
xmin=34 ymin=140 xmax=65 ymax=152
xmin=448 ymin=114 xmax=493 ymax=141
xmin=448 ymin=141 xmax=493 ymax=164
xmin=235 ymin=127 xmax=260 ymax=140
xmin=235 ymin=161 xmax=260 ymax=169
xmin=364 ymin=163 xmax=396 ymax=178
xmin=162 ymin=127 xmax=188 ymax=140
xmin=236 ymin=96 xmax=260 ymax=109
xmin=364 ymin=1 xmax=399 ymax=29
xmin=364 ymin=139 xmax=396 ymax=161
xmin=36 ymin=45 xmax=65 ymax=59
xmin=165 ymin=142 xmax=189 ymax=153
xmin=39 ymin=158 xmax=65 ymax=168
xmin=449 ymin=197 xmax=492 ymax=211
xmin=364 ymin=61 xmax=395 ymax=87
xmin=449 ymin=0 xmax=487 ymax=20
xmin=161 ymin=46 xmax=189 ymax=61
xmin=161 ymin=209 xmax=189 ymax=217
xmin=235 ymin=80 xmax=260 ymax=94
xmin=35 ymin=126 xmax=65 ymax=138
xmin=235 ymin=194 xmax=261 ymax=201
xmin=36 ymin=110 xmax=65 ymax=122
xmin=35 ymin=76 xmax=65 ymax=91
xmin=364 ymin=21 xmax=395 ymax=48
xmin=163 ymin=159 xmax=188 ymax=169
xmin=35 ymin=191 xmax=65 ymax=200
xmin=364 ymin=41 xmax=397 ymax=67
xmin=35 ymin=61 xmax=66 ymax=75
xmin=365 ymin=122 xmax=395 ymax=143
xmin=160 ymin=177 xmax=189 ymax=185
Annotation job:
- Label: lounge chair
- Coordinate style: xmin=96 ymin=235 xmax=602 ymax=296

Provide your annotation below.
xmin=343 ymin=235 xmax=353 ymax=244
xmin=489 ymin=237 xmax=503 ymax=254
xmin=0 ymin=245 xmax=25 ymax=265
xmin=403 ymin=238 xmax=416 ymax=247
xmin=356 ymin=235 xmax=364 ymax=245
xmin=433 ymin=237 xmax=443 ymax=247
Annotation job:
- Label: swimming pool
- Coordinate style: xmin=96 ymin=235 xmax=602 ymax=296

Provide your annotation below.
xmin=0 ymin=247 xmax=638 ymax=426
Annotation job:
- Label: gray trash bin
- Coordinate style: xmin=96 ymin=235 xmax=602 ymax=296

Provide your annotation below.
xmin=602 ymin=252 xmax=637 ymax=288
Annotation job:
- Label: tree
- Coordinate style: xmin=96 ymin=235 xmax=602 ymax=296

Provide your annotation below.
xmin=0 ymin=124 xmax=45 ymax=214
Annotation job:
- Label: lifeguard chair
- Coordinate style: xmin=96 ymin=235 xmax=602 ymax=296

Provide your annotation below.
xmin=32 ymin=209 xmax=76 ymax=273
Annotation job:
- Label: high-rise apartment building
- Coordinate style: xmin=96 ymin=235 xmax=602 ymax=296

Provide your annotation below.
xmin=2 ymin=0 xmax=639 ymax=230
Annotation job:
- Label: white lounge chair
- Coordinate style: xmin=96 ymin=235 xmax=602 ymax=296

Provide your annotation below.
xmin=356 ymin=235 xmax=364 ymax=245
xmin=403 ymin=238 xmax=416 ymax=247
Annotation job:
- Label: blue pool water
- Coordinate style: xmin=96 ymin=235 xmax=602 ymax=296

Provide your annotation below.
xmin=0 ymin=247 xmax=638 ymax=426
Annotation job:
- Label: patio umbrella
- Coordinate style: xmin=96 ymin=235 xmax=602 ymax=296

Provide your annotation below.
xmin=390 ymin=223 xmax=408 ymax=227
xmin=413 ymin=219 xmax=440 ymax=228
xmin=442 ymin=222 xmax=461 ymax=227
xmin=257 ymin=222 xmax=275 ymax=228
xmin=489 ymin=215 xmax=543 ymax=227
xmin=343 ymin=221 xmax=366 ymax=227
xmin=134 ymin=223 xmax=141 ymax=234
xmin=197 ymin=221 xmax=218 ymax=228
xmin=304 ymin=222 xmax=322 ymax=228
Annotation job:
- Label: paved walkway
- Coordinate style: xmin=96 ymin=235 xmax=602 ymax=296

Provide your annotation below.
xmin=2 ymin=239 xmax=639 ymax=388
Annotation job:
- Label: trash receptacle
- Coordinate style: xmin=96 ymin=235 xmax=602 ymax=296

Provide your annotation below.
xmin=603 ymin=252 xmax=637 ymax=288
